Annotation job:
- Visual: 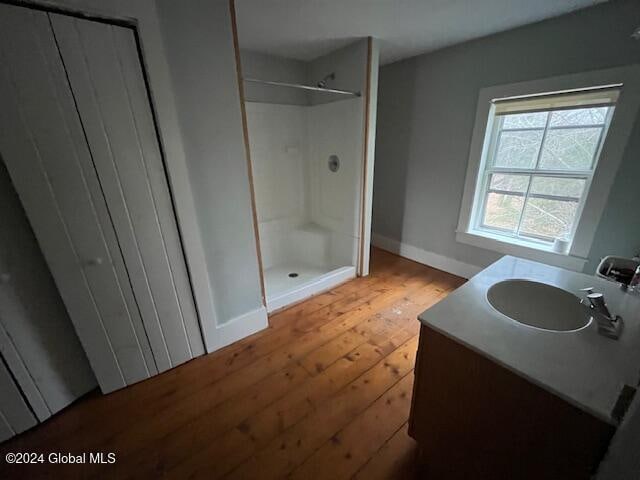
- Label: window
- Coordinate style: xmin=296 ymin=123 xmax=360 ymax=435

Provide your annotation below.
xmin=456 ymin=80 xmax=630 ymax=269
xmin=471 ymin=88 xmax=618 ymax=249
xmin=457 ymin=68 xmax=640 ymax=271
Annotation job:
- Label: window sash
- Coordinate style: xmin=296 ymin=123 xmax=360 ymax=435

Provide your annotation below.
xmin=491 ymin=115 xmax=606 ymax=172
xmin=475 ymin=172 xmax=591 ymax=243
xmin=499 ymin=123 xmax=607 ymax=132
xmin=468 ymin=90 xmax=618 ymax=249
xmin=485 ymin=188 xmax=581 ymax=204
xmin=486 ymin=167 xmax=593 ymax=177
xmin=474 ymin=114 xmax=607 ymax=243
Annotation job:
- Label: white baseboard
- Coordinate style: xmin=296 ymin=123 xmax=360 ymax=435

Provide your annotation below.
xmin=266 ymin=266 xmax=356 ymax=313
xmin=372 ymin=233 xmax=481 ymax=279
xmin=211 ymin=306 xmax=269 ymax=352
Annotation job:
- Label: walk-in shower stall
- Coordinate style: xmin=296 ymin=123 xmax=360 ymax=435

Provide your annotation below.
xmin=241 ymin=40 xmax=377 ymax=312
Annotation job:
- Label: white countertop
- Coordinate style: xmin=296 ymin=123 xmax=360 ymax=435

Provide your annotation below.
xmin=418 ymin=256 xmax=640 ymax=426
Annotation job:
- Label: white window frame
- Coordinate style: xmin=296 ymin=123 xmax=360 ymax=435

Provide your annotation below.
xmin=456 ymin=66 xmax=640 ymax=271
xmin=473 ymin=91 xmax=617 ymax=249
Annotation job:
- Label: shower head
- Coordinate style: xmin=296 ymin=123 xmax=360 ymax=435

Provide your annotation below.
xmin=317 ymin=72 xmax=335 ymax=88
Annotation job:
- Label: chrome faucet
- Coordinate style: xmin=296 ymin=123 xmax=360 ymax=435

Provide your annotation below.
xmin=580 ymin=288 xmax=624 ymax=339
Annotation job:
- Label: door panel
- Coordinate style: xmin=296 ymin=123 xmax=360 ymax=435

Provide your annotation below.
xmin=0 ymin=4 xmax=154 ymax=392
xmin=0 ymin=323 xmax=49 ymax=422
xmin=0 ymin=412 xmax=14 ymax=444
xmin=0 ymin=356 xmax=37 ymax=442
xmin=50 ymin=15 xmax=204 ymax=367
xmin=0 ymin=160 xmax=97 ymax=419
xmin=112 ymin=28 xmax=205 ymax=359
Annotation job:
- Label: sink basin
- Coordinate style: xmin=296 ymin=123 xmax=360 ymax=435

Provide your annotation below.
xmin=487 ymin=280 xmax=591 ymax=332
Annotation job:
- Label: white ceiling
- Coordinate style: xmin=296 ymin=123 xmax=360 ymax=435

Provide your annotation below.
xmin=236 ymin=0 xmax=606 ymax=65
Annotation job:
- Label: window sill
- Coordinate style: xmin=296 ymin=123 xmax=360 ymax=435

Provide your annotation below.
xmin=456 ymin=230 xmax=589 ymax=272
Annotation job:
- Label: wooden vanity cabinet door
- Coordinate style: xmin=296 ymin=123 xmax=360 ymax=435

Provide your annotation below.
xmin=408 ymin=325 xmax=614 ymax=480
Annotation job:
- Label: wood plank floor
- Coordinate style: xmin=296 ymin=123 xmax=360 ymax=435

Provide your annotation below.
xmin=0 ymin=248 xmax=464 ymax=479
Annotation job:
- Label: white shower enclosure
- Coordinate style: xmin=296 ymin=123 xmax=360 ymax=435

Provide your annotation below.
xmin=241 ymin=40 xmax=377 ymax=312
xmin=246 ymin=99 xmax=362 ymax=311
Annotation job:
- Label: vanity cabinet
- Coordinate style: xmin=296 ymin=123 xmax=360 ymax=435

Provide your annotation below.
xmin=408 ymin=325 xmax=615 ymax=479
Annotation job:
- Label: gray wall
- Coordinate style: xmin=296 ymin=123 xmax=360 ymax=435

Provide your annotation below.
xmin=587 ymin=112 xmax=640 ymax=272
xmin=241 ymin=49 xmax=309 ymax=105
xmin=373 ymin=0 xmax=640 ymax=274
xmin=307 ymin=39 xmax=368 ymax=105
xmin=157 ymin=0 xmax=264 ymax=322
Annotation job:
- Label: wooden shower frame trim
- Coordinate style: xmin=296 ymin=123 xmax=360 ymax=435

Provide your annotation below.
xmin=229 ymin=0 xmax=267 ymax=305
xmin=357 ymin=37 xmax=373 ymax=276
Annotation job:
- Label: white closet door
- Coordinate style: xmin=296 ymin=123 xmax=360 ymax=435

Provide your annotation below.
xmin=0 ymin=356 xmax=37 ymax=442
xmin=0 ymin=412 xmax=14 ymax=443
xmin=0 ymin=4 xmax=155 ymax=393
xmin=0 ymin=160 xmax=97 ymax=419
xmin=0 ymin=324 xmax=48 ymax=422
xmin=50 ymin=15 xmax=205 ymax=367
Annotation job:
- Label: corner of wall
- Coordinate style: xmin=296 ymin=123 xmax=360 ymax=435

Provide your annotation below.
xmin=372 ymin=232 xmax=482 ymax=279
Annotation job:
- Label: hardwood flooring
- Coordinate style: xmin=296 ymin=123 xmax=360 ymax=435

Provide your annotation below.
xmin=0 ymin=248 xmax=464 ymax=479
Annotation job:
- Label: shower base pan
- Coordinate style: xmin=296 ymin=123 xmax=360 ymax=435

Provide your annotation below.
xmin=264 ymin=264 xmax=356 ymax=313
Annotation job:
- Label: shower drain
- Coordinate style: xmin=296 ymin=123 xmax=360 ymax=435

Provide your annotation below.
xmin=288 ymin=272 xmax=299 ymax=278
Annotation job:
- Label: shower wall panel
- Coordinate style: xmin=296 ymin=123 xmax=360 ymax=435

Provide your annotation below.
xmin=308 ymin=97 xmax=365 ymax=267
xmin=246 ymin=98 xmax=363 ymax=276
xmin=245 ymin=102 xmax=309 ymax=269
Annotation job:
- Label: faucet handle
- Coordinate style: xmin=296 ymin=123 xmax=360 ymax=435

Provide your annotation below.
xmin=579 ymin=287 xmax=597 ymax=308
xmin=580 ymin=287 xmax=595 ymax=301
